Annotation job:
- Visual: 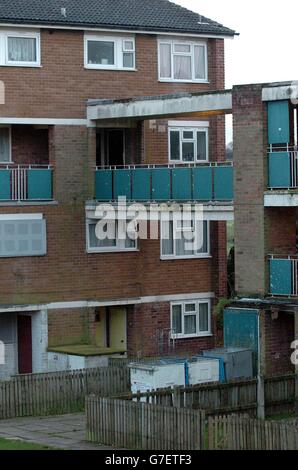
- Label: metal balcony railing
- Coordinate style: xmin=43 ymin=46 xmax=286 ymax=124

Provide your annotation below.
xmin=0 ymin=164 xmax=53 ymax=201
xmin=269 ymin=255 xmax=298 ymax=296
xmin=268 ymin=146 xmax=298 ymax=189
xmin=94 ymin=162 xmax=234 ymax=202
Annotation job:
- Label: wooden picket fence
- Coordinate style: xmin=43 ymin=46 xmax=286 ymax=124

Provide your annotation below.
xmin=86 ymin=395 xmax=205 ymax=450
xmin=0 ymin=367 xmax=130 ymax=419
xmin=208 ymin=415 xmax=298 ymax=450
xmin=117 ymin=373 xmax=296 ymax=416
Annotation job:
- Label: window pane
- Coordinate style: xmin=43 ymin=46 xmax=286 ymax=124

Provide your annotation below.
xmin=194 ymin=45 xmax=206 ymax=80
xmin=8 ymin=37 xmax=37 ymax=62
xmin=159 ymin=43 xmax=171 ymax=78
xmin=89 ymin=222 xmax=116 ymax=248
xmin=196 ymin=221 xmax=208 ymax=254
xmin=123 ymin=40 xmax=134 ymax=51
xmin=162 ymin=220 xmax=174 ymax=255
xmin=184 ymin=315 xmax=196 ymax=334
xmin=88 ymin=40 xmax=114 ymax=65
xmin=197 ymin=131 xmax=207 ymax=160
xmin=175 ymin=233 xmax=194 ymax=256
xmin=0 ymin=128 xmax=10 ymax=162
xmin=123 ymin=52 xmax=134 ymax=68
xmin=199 ymin=303 xmax=209 ymax=332
xmin=183 ymin=131 xmax=194 ymax=140
xmin=174 ymin=44 xmax=191 ymax=53
xmin=174 ymin=55 xmax=191 ymax=80
xmin=170 ymin=130 xmax=180 ymax=160
xmin=185 ymin=303 xmax=196 ymax=313
xmin=182 ymin=142 xmax=194 ymax=161
xmin=172 ymin=305 xmax=182 ymax=334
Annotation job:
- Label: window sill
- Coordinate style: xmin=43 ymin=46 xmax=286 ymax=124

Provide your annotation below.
xmin=159 ymin=78 xmax=209 ymax=84
xmin=0 ymin=200 xmax=57 ymax=207
xmin=0 ymin=63 xmax=42 ymax=68
xmin=87 ymin=248 xmax=139 ymax=254
xmin=161 ymin=255 xmax=212 ymax=261
xmin=84 ymin=65 xmax=137 ymax=72
xmin=171 ymin=333 xmax=213 ymax=340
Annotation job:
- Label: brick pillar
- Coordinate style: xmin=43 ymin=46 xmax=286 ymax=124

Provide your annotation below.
xmin=233 ymin=84 xmax=267 ymax=297
xmin=49 ymin=125 xmax=95 ymax=204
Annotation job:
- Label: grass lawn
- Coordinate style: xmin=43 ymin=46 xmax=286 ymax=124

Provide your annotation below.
xmin=0 ymin=437 xmax=57 ymax=450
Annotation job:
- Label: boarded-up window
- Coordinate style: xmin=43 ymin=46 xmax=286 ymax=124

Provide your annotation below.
xmin=0 ymin=218 xmax=46 ymax=257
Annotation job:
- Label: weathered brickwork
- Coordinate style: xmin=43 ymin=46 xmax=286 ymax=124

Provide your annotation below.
xmin=265 ymin=312 xmax=294 ymax=376
xmin=233 ymin=84 xmax=267 ymax=297
xmin=11 ymin=125 xmax=49 ymax=165
xmin=48 ymin=308 xmax=94 ymax=347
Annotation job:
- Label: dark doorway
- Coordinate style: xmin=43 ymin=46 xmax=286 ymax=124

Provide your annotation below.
xmin=96 ymin=130 xmax=125 ymax=167
xmin=17 ymin=315 xmax=32 ymax=374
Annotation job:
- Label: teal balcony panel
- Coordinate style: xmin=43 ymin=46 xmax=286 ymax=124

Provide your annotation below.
xmin=27 ymin=169 xmax=53 ymax=200
xmin=214 ymin=166 xmax=234 ymax=200
xmin=132 ymin=169 xmax=151 ymax=200
xmin=268 ymin=100 xmax=290 ymax=145
xmin=193 ymin=167 xmax=213 ymax=201
xmin=151 ymin=168 xmax=171 ymax=200
xmin=114 ymin=169 xmax=132 ymax=199
xmin=269 ymin=259 xmax=292 ymax=296
xmin=95 ymin=170 xmax=113 ymax=201
xmin=0 ymin=169 xmax=11 ymax=200
xmin=268 ymin=152 xmax=291 ymax=188
xmin=172 ymin=168 xmax=192 ymax=200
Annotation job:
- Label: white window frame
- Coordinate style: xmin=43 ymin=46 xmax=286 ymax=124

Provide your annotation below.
xmin=168 ymin=124 xmax=209 ymax=163
xmin=84 ymin=34 xmax=136 ymax=71
xmin=0 ymin=125 xmax=12 ymax=163
xmin=171 ymin=299 xmax=212 ymax=339
xmin=0 ymin=30 xmax=41 ymax=67
xmin=86 ymin=218 xmax=138 ymax=253
xmin=158 ymin=38 xmax=208 ymax=83
xmin=160 ymin=215 xmax=210 ymax=260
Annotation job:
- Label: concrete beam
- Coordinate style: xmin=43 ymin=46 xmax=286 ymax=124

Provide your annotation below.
xmin=87 ymin=91 xmax=232 ymax=122
xmin=264 ymin=192 xmax=298 ymax=207
xmin=262 ymin=83 xmax=298 ymax=102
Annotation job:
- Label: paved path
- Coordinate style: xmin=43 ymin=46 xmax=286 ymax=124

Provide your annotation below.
xmin=0 ymin=413 xmax=113 ymax=450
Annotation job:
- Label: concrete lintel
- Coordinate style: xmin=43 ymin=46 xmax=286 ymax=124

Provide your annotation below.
xmin=264 ymin=192 xmax=298 ymax=207
xmin=87 ymin=91 xmax=232 ymax=121
xmin=85 ymin=202 xmax=234 ymax=221
xmin=262 ymin=84 xmax=298 ymax=102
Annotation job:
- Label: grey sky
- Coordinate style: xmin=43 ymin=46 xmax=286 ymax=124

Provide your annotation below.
xmin=174 ymin=0 xmax=297 ymax=89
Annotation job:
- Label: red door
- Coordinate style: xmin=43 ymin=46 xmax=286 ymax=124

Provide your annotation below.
xmin=17 ymin=315 xmax=32 ymax=374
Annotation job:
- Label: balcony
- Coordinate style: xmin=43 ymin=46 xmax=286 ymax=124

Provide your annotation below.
xmin=269 ymin=256 xmax=298 ymax=296
xmin=94 ymin=163 xmax=234 ymax=202
xmin=0 ymin=165 xmax=53 ymax=202
xmin=268 ymin=148 xmax=298 ymax=189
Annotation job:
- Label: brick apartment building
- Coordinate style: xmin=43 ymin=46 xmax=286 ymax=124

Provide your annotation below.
xmin=0 ymin=0 xmax=236 ymax=378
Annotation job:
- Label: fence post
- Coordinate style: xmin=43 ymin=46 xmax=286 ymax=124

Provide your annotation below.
xmin=172 ymin=386 xmax=181 ymax=408
xmin=257 ymin=375 xmax=265 ymax=420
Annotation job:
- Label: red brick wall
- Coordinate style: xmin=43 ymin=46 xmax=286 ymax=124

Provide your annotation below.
xmin=11 ymin=125 xmax=49 ymax=165
xmin=266 ymin=207 xmax=297 ymax=255
xmin=48 ymin=308 xmax=94 ymax=347
xmin=127 ymin=301 xmax=215 ymax=357
xmin=265 ymin=312 xmax=294 ymax=375
xmin=0 ymin=31 xmax=225 ymax=119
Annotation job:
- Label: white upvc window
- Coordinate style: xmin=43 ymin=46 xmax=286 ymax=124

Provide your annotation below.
xmin=84 ymin=34 xmax=135 ymax=70
xmin=86 ymin=218 xmax=138 ymax=253
xmin=0 ymin=125 xmax=11 ymax=163
xmin=171 ymin=300 xmax=211 ymax=338
xmin=158 ymin=39 xmax=207 ymax=82
xmin=0 ymin=30 xmax=40 ymax=67
xmin=161 ymin=213 xmax=210 ymax=259
xmin=169 ymin=124 xmax=209 ymax=162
